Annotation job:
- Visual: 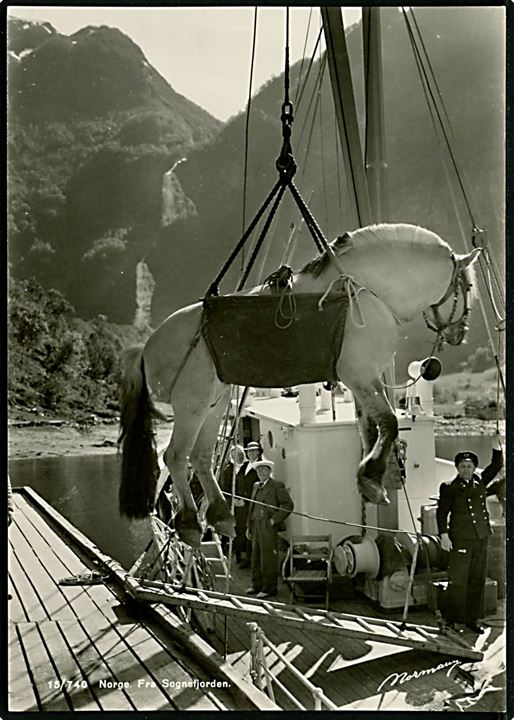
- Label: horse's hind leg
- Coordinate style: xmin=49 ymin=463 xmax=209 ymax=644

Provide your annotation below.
xmin=162 ymin=409 xmax=205 ymax=548
xmin=190 ymin=388 xmax=236 ymax=539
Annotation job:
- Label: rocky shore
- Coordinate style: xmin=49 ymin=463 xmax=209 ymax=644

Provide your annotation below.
xmin=8 ymin=410 xmax=503 ymax=461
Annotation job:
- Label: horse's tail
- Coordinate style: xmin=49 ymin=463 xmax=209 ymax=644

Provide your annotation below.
xmin=118 ymin=345 xmax=160 ymax=519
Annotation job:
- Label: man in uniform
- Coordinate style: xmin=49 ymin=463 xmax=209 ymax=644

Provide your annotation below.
xmin=246 ymin=460 xmax=294 ymax=599
xmin=437 ymin=439 xmax=503 ymax=633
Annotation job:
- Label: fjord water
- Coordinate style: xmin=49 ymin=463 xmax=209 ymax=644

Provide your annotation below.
xmin=8 ymin=435 xmax=498 ymax=568
xmin=9 ymin=453 xmax=152 ymax=569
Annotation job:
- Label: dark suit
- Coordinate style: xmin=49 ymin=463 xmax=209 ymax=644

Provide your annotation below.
xmin=220 ymin=462 xmax=259 ymax=560
xmin=247 ymin=478 xmax=294 ymax=594
xmin=436 ymin=448 xmax=503 ymax=623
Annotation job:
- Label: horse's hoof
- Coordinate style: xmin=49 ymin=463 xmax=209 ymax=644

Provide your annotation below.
xmin=358 ymin=477 xmax=390 ymax=505
xmin=205 ymin=499 xmax=236 ymax=539
xmin=175 ymin=509 xmax=203 ymax=548
xmin=214 ymin=518 xmax=236 ymax=539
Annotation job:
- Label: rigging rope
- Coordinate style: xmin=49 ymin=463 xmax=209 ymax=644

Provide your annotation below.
xmin=294 ymin=7 xmax=314 ymax=107
xmin=241 ymin=8 xmax=259 ymax=248
xmin=405 ymin=8 xmax=505 ymax=323
xmin=403 ymin=8 xmax=505 ymax=400
xmin=403 ymin=9 xmax=477 ymax=229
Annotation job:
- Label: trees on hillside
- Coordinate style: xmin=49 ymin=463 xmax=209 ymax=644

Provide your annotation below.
xmin=8 ymin=277 xmax=123 ymax=416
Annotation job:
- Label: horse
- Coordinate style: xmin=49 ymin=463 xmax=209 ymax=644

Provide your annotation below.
xmin=118 ymin=222 xmax=480 ymax=548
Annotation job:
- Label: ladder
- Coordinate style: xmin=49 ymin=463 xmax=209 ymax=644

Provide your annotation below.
xmin=123 ymin=578 xmax=482 ymax=661
xmin=201 ymin=534 xmax=230 ymax=583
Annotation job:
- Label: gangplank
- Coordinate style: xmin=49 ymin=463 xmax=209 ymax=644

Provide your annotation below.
xmin=123 ymin=577 xmax=483 ymax=661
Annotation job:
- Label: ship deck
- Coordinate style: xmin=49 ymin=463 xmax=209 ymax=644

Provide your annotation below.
xmin=205 ymin=551 xmax=506 ymax=711
xmin=7 ymin=487 xmax=506 ymax=712
xmin=7 ymin=488 xmax=274 ymax=711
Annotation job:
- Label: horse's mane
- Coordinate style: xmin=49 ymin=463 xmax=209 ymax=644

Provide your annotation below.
xmin=299 ymin=223 xmax=454 ymax=278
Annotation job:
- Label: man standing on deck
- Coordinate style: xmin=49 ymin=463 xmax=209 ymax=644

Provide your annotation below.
xmin=234 ymin=441 xmax=262 ymax=567
xmin=246 ymin=460 xmax=294 ymax=599
xmin=436 ymin=437 xmax=503 ymax=633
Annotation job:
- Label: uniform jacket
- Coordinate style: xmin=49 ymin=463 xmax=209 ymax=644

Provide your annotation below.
xmin=437 ymin=448 xmax=504 ymax=542
xmin=247 ymin=478 xmax=294 ymax=533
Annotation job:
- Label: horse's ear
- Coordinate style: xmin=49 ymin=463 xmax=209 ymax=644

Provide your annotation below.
xmin=455 ymin=247 xmax=482 ymax=269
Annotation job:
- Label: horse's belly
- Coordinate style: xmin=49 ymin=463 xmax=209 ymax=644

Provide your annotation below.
xmin=202 ymin=294 xmax=348 ymax=387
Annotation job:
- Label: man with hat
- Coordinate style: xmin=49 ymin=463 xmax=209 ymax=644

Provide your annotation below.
xmin=436 ymin=438 xmax=503 ymax=633
xmin=227 ymin=441 xmax=262 ymax=567
xmin=246 ymin=460 xmax=294 ymax=599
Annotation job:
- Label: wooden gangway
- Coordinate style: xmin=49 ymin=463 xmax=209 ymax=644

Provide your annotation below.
xmin=7 ymin=488 xmax=277 ymax=712
xmin=125 ymin=578 xmax=483 ymax=661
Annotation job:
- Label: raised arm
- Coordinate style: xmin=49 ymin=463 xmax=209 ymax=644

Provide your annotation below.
xmin=482 ymin=440 xmax=503 ymax=486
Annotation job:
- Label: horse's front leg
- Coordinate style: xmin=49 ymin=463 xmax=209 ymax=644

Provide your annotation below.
xmin=352 ymin=381 xmax=397 ymax=504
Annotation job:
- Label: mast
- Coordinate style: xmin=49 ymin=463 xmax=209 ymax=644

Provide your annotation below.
xmin=321 ymin=6 xmax=372 ymax=228
xmin=363 ymin=8 xmax=389 ymax=221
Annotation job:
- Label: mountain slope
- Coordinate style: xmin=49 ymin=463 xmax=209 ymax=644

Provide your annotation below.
xmin=8 ymin=18 xmax=221 ymax=310
xmin=8 ymin=8 xmax=504 ymax=375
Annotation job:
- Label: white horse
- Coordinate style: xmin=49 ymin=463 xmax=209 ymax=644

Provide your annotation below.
xmin=118 ymin=223 xmax=480 ymax=547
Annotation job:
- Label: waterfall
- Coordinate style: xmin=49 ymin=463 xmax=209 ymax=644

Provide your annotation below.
xmin=133 ymin=260 xmax=156 ymax=330
xmin=161 ymin=157 xmax=187 ymax=227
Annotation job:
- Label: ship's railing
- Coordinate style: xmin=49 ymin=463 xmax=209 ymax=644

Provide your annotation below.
xmin=247 ymin=622 xmax=337 ymax=710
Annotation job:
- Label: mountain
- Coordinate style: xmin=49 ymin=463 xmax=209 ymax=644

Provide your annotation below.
xmin=8 ymin=18 xmax=221 ymax=314
xmin=8 ymin=8 xmax=504 ymax=376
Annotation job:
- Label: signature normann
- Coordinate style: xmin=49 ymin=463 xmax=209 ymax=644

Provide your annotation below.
xmin=377 ymin=659 xmax=461 ymax=692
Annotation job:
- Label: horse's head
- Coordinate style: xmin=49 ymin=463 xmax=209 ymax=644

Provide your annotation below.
xmin=423 ymin=248 xmax=481 ymax=347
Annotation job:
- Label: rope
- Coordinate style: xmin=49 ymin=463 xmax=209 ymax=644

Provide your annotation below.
xmin=295 ymin=25 xmax=323 ymax=111
xmin=207 ymin=179 xmax=283 ymax=295
xmin=274 ymin=284 xmax=297 ymax=330
xmin=398 ymin=459 xmax=441 ymax=628
xmin=405 ymin=8 xmax=505 ymax=397
xmin=403 ymin=9 xmax=477 ymax=228
xmin=223 ymin=490 xmax=430 ymax=536
xmin=288 ymin=180 xmax=327 ymax=253
xmin=237 ymin=183 xmax=288 ymax=291
xmin=167 ymin=320 xmax=204 ymax=402
xmin=318 ymin=275 xmax=367 ymax=328
xmin=241 ymin=7 xmax=259 ymax=243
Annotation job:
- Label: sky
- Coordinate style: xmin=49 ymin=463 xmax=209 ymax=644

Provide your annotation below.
xmin=7 ymin=5 xmax=362 ymax=121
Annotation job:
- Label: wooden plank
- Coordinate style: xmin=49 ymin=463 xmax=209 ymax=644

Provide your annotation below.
xmin=10 ymin=514 xmax=78 ymax=621
xmin=8 ymin=544 xmax=48 ymax=622
xmin=78 ymin=614 xmax=182 ymax=711
xmin=54 ymin=619 xmax=134 ymax=711
xmin=16 ymin=495 xmax=122 ymax=625
xmin=8 ymin=569 xmax=29 ymax=623
xmin=8 ymin=623 xmax=40 ymax=711
xmin=17 ymin=622 xmax=71 ymax=711
xmin=37 ymin=620 xmax=101 ymax=711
